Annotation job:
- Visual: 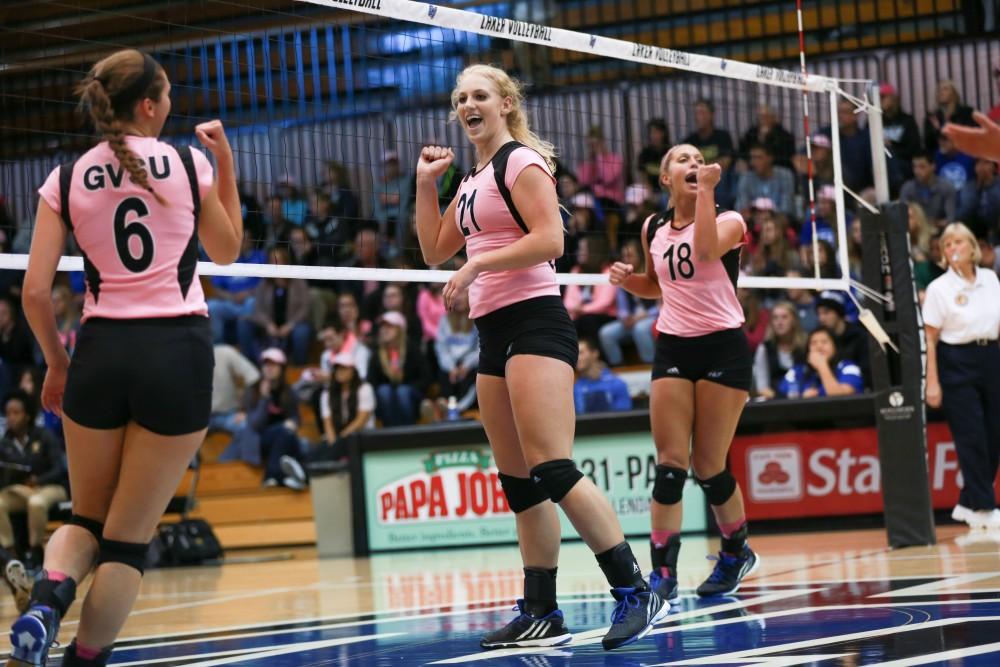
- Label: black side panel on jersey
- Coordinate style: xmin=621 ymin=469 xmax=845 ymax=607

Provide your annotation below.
xmin=58 ymin=159 xmax=78 ymax=231
xmin=721 ymin=246 xmax=741 ymax=292
xmin=716 ymin=207 xmax=742 ymax=293
xmin=174 ymin=144 xmax=201 ymax=300
xmin=59 ymin=159 xmax=103 ymax=304
xmin=491 ymin=141 xmax=530 ymax=234
xmin=645 ymin=209 xmax=674 ymax=248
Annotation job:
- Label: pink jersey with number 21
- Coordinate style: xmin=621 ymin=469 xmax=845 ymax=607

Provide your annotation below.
xmin=455 ymin=141 xmax=560 ymax=319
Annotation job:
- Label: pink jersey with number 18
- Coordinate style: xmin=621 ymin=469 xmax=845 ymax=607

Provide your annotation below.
xmin=647 ymin=208 xmax=748 ymax=337
xmin=455 ymin=141 xmax=561 ymax=319
xmin=38 ymin=136 xmax=213 ymax=322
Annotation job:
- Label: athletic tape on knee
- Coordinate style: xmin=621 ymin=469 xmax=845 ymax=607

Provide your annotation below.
xmin=497 ymin=473 xmax=549 ymax=513
xmin=97 ymin=539 xmax=150 ymax=575
xmin=530 ymin=459 xmax=583 ymax=503
xmin=695 ymin=469 xmax=737 ymax=506
xmin=652 ymin=465 xmax=687 ymax=505
xmin=67 ymin=514 xmax=104 ymax=542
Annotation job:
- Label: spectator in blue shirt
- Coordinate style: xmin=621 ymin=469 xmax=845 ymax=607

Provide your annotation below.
xmin=900 ymin=153 xmax=957 ymax=226
xmin=574 ymin=338 xmax=632 ymax=414
xmin=599 ymin=240 xmax=658 ymax=365
xmin=935 ymin=134 xmax=976 ymax=193
xmin=207 ymin=231 xmax=267 ymax=345
xmin=798 ymin=185 xmax=840 ymax=249
xmin=778 ymin=327 xmax=864 ymax=398
xmin=736 ymin=144 xmax=796 ymax=221
xmin=783 ymin=269 xmax=819 ymax=333
xmin=822 ymin=100 xmax=873 ymax=195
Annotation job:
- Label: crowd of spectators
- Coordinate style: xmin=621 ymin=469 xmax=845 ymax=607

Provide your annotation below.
xmin=1 ymin=68 xmax=998 ymax=495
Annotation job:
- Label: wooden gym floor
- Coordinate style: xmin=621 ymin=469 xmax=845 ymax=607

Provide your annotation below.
xmin=2 ymin=523 xmax=999 ymax=665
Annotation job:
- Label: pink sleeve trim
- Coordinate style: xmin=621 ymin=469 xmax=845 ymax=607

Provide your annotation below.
xmin=37 ymin=166 xmax=62 ymax=216
xmin=505 ymin=148 xmax=555 ymax=191
xmin=718 ymin=210 xmax=748 ymax=247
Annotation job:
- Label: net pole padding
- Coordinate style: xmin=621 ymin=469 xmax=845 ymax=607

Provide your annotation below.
xmin=827 ymin=90 xmax=853 ymax=286
xmin=866 ymin=82 xmax=892 ymax=205
xmin=294 ymin=0 xmax=838 ymax=93
xmin=0 ymin=253 xmax=849 ymax=291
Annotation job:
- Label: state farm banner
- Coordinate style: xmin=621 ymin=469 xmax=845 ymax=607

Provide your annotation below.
xmin=363 ymin=433 xmax=707 ymax=551
xmin=730 ymin=423 xmax=995 ymax=520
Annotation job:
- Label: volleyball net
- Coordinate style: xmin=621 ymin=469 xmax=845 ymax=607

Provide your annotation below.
xmin=0 ymin=0 xmax=883 ymax=292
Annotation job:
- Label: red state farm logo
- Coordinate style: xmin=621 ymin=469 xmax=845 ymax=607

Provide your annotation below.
xmin=747 ymin=446 xmax=802 ymax=502
xmin=758 ymin=461 xmax=791 ymax=485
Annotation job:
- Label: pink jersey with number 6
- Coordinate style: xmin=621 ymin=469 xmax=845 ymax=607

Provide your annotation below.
xmin=38 ymin=136 xmax=213 ymax=322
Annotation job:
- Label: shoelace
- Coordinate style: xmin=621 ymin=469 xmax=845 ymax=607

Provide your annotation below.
xmin=609 ymin=588 xmax=641 ymax=624
xmin=705 ymin=553 xmax=740 ymax=584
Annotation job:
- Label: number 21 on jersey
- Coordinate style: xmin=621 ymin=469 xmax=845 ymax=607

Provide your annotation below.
xmin=457 ymin=190 xmax=481 ymax=237
xmin=662 ymin=242 xmax=695 ymax=281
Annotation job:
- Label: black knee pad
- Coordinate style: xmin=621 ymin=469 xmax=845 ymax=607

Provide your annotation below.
xmin=498 ymin=473 xmax=549 ymax=513
xmin=652 ymin=465 xmax=687 ymax=505
xmin=67 ymin=514 xmax=104 ymax=543
xmin=97 ymin=539 xmax=150 ymax=575
xmin=530 ymin=459 xmax=583 ymax=503
xmin=30 ymin=577 xmax=77 ymax=618
xmin=695 ymin=469 xmax=737 ymax=506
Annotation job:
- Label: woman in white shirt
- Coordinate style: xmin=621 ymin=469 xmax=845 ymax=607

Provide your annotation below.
xmin=321 ymin=353 xmax=376 ymax=439
xmin=923 ymin=222 xmax=1000 ymax=528
xmin=281 ymin=353 xmax=375 ymax=490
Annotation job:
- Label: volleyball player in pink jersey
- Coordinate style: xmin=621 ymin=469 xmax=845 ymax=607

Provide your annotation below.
xmin=610 ymin=144 xmax=759 ymax=602
xmin=10 ymin=50 xmax=242 ymax=667
xmin=416 ymin=64 xmax=666 ymax=652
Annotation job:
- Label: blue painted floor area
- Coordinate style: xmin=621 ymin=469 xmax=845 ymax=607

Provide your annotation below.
xmin=81 ymin=578 xmax=1000 ymax=666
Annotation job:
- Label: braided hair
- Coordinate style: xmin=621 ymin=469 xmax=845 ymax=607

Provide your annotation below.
xmin=75 ymin=49 xmax=168 ymax=205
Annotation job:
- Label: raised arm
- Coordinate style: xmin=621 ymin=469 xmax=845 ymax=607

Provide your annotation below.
xmin=415 ymin=145 xmax=466 ymax=266
xmin=195 ymin=120 xmax=243 ymax=265
xmin=693 ymin=164 xmax=745 ymax=263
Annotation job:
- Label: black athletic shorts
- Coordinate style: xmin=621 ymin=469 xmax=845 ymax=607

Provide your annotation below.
xmin=651 ymin=327 xmax=752 ymax=391
xmin=475 ymin=295 xmax=579 ymax=377
xmin=63 ymin=316 xmax=214 ymax=435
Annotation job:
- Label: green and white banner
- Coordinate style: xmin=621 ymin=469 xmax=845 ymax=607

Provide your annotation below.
xmin=364 ymin=432 xmax=707 ymax=551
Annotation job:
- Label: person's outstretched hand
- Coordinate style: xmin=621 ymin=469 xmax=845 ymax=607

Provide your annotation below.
xmin=942 ymin=112 xmax=1000 ymax=163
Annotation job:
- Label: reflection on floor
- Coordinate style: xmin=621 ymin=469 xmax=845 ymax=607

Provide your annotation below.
xmin=3 ymin=525 xmax=1000 ymax=665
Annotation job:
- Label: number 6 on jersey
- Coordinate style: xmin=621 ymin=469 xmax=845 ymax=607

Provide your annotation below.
xmin=114 ymin=197 xmax=155 ymax=273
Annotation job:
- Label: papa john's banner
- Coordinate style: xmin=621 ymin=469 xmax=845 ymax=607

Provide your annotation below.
xmin=363 ymin=433 xmax=707 ymax=551
xmin=730 ymin=422 xmax=1000 ymax=520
